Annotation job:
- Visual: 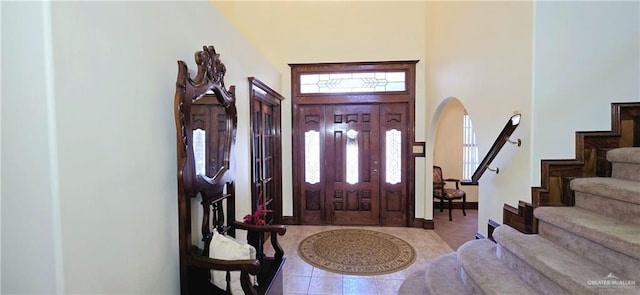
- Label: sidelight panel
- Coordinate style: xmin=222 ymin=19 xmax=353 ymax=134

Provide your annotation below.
xmin=304 ymin=130 xmax=320 ymax=184
xmin=385 ymin=129 xmax=402 ymax=184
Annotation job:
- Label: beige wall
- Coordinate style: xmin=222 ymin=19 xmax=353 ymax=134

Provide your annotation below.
xmin=216 ymin=1 xmax=533 ymax=232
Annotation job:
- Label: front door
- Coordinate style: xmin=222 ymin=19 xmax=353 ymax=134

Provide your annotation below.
xmin=296 ymin=103 xmax=408 ymax=226
xmin=290 ymin=61 xmax=417 ymax=227
xmin=325 ymin=104 xmax=381 ymax=225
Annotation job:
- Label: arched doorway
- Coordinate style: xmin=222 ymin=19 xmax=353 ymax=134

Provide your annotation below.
xmin=430 ymin=97 xmax=479 ymax=250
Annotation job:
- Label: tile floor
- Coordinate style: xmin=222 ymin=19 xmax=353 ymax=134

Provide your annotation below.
xmin=273 ymin=224 xmax=462 ymax=295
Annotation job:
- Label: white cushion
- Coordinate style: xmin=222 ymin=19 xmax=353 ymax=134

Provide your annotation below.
xmin=209 ymin=231 xmax=257 ymax=294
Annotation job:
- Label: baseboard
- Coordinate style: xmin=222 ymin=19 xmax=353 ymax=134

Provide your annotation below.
xmin=286 ymin=216 xmax=434 ymax=229
xmin=412 ymin=218 xmax=434 ymax=229
xmin=433 ymin=201 xmax=478 ymax=210
xmin=282 ymin=216 xmax=297 ymax=225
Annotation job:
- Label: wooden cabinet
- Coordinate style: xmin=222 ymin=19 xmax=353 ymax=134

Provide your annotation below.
xmin=249 ymin=77 xmax=284 ymax=225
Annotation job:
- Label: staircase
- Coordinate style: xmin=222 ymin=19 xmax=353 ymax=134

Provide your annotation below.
xmin=423 ymin=147 xmax=640 ymax=295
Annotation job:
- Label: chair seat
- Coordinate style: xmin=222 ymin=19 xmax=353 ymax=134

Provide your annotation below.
xmin=434 ymin=188 xmax=465 ymax=199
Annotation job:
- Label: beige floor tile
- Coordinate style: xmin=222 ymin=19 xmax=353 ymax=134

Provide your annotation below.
xmin=283 ymin=276 xmax=311 ymax=294
xmin=284 ymin=261 xmax=314 ymax=277
xmin=307 ymin=277 xmax=343 ymax=294
xmin=374 ymin=271 xmax=406 ymax=280
xmin=375 ymin=279 xmax=404 ymax=295
xmin=312 ymin=267 xmax=344 ymax=278
xmin=342 ymin=277 xmax=378 ymax=295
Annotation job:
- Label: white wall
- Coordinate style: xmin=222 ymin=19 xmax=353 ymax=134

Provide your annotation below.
xmin=2 ymin=1 xmax=278 ymax=293
xmin=2 ymin=2 xmax=64 ymax=293
xmin=532 ymin=1 xmax=640 ymax=185
xmin=426 ymin=1 xmax=639 ymax=237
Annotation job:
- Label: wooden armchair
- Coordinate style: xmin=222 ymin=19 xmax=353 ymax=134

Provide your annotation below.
xmin=174 ymin=46 xmax=286 ymax=294
xmin=433 ymin=165 xmax=467 ymax=221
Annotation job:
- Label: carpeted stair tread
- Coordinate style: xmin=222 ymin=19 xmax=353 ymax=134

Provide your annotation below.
xmin=423 ymin=253 xmax=468 ymax=295
xmin=458 ymin=239 xmax=539 ymax=295
xmin=607 ymin=147 xmax=640 ymax=164
xmin=571 ymin=177 xmax=640 ymax=205
xmin=608 ymin=147 xmax=640 ymax=182
xmin=493 ymin=225 xmax=638 ymax=295
xmin=534 ymin=206 xmax=640 ymax=259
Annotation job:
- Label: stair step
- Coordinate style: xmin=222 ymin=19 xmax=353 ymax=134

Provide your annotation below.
xmin=494 ymin=225 xmax=639 ymax=295
xmin=423 ymin=253 xmax=469 ymax=295
xmin=534 ymin=206 xmax=640 ymax=260
xmin=608 ymin=147 xmax=640 ymax=182
xmin=457 ymin=239 xmax=539 ymax=295
xmin=571 ymin=177 xmax=640 ymax=224
xmin=571 ymin=177 xmax=640 ymax=205
xmin=608 ymin=147 xmax=640 ymax=164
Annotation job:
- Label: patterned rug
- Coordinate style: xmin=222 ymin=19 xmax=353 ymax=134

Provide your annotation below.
xmin=297 ymin=229 xmax=416 ymax=275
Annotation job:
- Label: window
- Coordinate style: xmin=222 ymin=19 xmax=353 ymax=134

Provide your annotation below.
xmin=300 ymin=71 xmax=406 ymax=93
xmin=463 ymin=112 xmax=478 ymax=181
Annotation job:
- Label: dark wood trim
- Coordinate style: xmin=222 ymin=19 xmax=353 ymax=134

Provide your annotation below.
xmin=487 ymin=219 xmax=500 ymax=242
xmin=503 ymin=201 xmax=536 ymax=234
xmin=433 ymin=201 xmax=478 ymax=210
xmin=503 ymin=102 xmax=640 ymax=234
xmin=248 ymin=77 xmax=285 ymax=225
xmin=282 ymin=216 xmax=297 ymax=225
xmin=475 ymin=232 xmax=485 ymax=240
xmin=423 ymin=219 xmax=434 ymax=229
xmin=411 ymin=218 xmax=434 ymax=229
xmin=412 ymin=141 xmax=426 ymax=157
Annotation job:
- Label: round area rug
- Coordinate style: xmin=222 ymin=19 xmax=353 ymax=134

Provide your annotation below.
xmin=297 ymin=229 xmax=416 ymax=275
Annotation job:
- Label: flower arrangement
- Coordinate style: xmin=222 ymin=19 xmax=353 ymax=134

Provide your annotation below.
xmin=243 ymin=204 xmax=271 ymax=226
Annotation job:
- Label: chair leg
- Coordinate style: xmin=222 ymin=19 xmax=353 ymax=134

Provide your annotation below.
xmin=462 ymin=194 xmax=467 ymax=216
xmin=440 ymin=198 xmax=444 ymax=212
xmin=448 ymin=199 xmax=453 ymax=221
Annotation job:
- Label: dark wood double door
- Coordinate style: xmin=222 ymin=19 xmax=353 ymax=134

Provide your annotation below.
xmin=296 ymin=103 xmax=408 ymax=226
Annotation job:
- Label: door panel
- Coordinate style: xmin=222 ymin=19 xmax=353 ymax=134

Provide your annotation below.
xmin=298 ymin=105 xmax=325 ymax=224
xmin=379 ymin=103 xmax=408 ymax=226
xmin=325 ymin=105 xmax=380 ymax=225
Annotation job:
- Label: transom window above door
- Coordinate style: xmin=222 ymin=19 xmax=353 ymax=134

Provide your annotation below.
xmin=300 ymin=71 xmax=406 ymax=93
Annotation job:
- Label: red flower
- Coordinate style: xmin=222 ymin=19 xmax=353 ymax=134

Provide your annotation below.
xmin=243 ymin=204 xmax=272 ymax=225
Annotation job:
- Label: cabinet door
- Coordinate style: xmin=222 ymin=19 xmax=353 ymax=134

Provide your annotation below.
xmin=249 ymin=78 xmax=284 ymax=224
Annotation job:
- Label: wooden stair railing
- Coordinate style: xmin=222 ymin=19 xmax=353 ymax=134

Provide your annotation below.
xmin=464 ymin=113 xmax=522 ymax=185
xmin=502 ymin=102 xmax=640 ymax=234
